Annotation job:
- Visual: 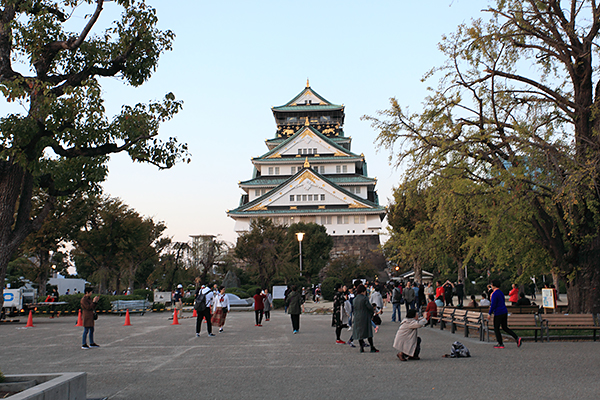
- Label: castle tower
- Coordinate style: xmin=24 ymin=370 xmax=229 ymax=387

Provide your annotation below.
xmin=227 ymin=83 xmax=386 ymax=259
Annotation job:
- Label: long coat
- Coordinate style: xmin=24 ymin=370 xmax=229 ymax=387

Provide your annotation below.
xmin=393 ymin=316 xmax=427 ymax=356
xmin=332 ymin=291 xmax=348 ymax=328
xmin=352 ymin=294 xmax=374 ymax=340
xmin=286 ymin=290 xmax=303 ymax=315
xmin=80 ymin=295 xmax=97 ymax=328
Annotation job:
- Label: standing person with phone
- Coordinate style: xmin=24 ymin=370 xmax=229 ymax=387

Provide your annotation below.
xmin=80 ymin=287 xmax=100 ymax=349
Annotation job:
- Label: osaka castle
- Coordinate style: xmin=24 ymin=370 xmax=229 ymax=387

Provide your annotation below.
xmin=227 ymin=82 xmax=387 ymax=259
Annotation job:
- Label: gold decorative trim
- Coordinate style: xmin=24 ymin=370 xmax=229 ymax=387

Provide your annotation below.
xmin=290 ymin=206 xmax=297 ymax=210
xmin=318 ymin=206 xmax=325 ymax=209
xmin=248 ymin=205 xmax=268 ymax=211
xmin=267 ymin=153 xmax=282 ymax=158
xmin=349 ymin=202 xmax=368 ymax=209
xmin=303 ymin=157 xmax=310 ymax=168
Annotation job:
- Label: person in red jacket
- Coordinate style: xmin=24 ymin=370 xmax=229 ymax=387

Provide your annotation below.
xmin=253 ymin=288 xmax=266 ymax=327
xmin=509 ymin=284 xmax=519 ymax=305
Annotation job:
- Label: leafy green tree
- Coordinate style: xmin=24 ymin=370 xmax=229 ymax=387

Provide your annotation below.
xmin=235 ymin=217 xmax=293 ymax=288
xmin=72 ymin=196 xmax=167 ymax=293
xmin=324 ymin=255 xmax=377 ymax=285
xmin=0 ymin=1 xmax=189 ymax=308
xmin=18 ymin=194 xmax=88 ymax=296
xmin=365 ymin=0 xmax=600 ymax=313
xmin=286 ymin=222 xmax=333 ymax=284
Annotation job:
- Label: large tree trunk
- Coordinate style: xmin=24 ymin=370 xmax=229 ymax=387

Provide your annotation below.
xmin=37 ymin=250 xmax=50 ymax=298
xmin=565 ymin=238 xmax=600 ymax=314
xmin=0 ymin=163 xmax=27 ymax=310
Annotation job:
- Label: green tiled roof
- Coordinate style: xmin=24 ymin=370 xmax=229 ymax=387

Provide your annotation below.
xmin=240 ymin=175 xmax=376 ymax=187
xmin=256 ymin=126 xmax=360 ymax=161
xmin=229 ymin=167 xmax=384 ymax=214
xmin=272 ymin=105 xmax=343 ymax=112
xmin=274 ymin=86 xmax=342 ymax=109
xmin=228 ymin=206 xmax=386 ymax=216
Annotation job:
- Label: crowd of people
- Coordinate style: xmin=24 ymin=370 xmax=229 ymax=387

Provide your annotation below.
xmin=80 ymin=277 xmax=538 ymax=357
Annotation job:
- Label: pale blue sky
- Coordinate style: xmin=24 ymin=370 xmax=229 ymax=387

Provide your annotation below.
xmin=3 ymin=1 xmax=487 ymax=245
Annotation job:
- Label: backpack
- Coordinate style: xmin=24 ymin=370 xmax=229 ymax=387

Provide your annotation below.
xmin=194 ymin=290 xmax=206 ymax=312
xmin=450 ymin=341 xmax=471 ymax=358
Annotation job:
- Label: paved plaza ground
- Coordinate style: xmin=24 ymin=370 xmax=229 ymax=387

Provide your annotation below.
xmin=1 ymin=305 xmax=599 ymax=399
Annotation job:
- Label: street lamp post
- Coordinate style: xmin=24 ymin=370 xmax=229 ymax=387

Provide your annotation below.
xmin=296 ymin=232 xmax=304 ymax=276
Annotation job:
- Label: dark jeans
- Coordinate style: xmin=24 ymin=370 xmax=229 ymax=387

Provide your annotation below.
xmin=290 ymin=314 xmax=300 ymax=331
xmin=392 ymin=302 xmax=402 ymax=321
xmin=265 ymin=310 xmax=270 ymax=320
xmin=255 ymin=309 xmax=263 ymax=325
xmin=82 ymin=326 xmax=94 ymax=346
xmin=196 ymin=308 xmax=212 ymax=334
xmin=413 ymin=337 xmax=422 ymax=358
xmin=493 ymin=313 xmax=518 ymax=345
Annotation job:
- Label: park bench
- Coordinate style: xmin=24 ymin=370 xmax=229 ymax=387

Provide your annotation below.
xmin=110 ymin=300 xmax=152 ymax=316
xmin=485 ymin=313 xmax=543 ymax=342
xmin=464 ymin=305 xmax=540 ymax=314
xmin=435 ymin=307 xmax=455 ymax=331
xmin=541 ymin=314 xmax=599 ymax=341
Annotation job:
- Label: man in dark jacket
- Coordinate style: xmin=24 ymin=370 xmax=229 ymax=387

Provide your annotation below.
xmin=391 ymin=282 xmax=403 ymax=322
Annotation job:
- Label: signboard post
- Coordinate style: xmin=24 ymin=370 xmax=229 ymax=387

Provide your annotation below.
xmin=542 ymin=288 xmax=555 ymax=312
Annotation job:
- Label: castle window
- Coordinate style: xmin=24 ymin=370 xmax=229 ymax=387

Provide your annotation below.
xmin=320 ymin=166 xmax=325 ymax=174
xmin=255 ymin=189 xmax=260 ymax=196
xmin=268 ymin=167 xmax=273 ymax=175
xmin=275 ymin=167 xmax=280 ymax=175
xmin=290 ymin=195 xmax=294 ymax=202
xmin=336 ymin=165 xmax=341 ymax=173
xmin=308 ymin=195 xmax=313 ymax=201
xmin=342 ymin=165 xmax=347 ymax=173
xmin=321 ymin=194 xmax=325 ymax=201
xmin=354 ymin=215 xmax=365 ymax=224
xmin=302 ymin=195 xmax=307 ymax=201
xmin=291 ymin=166 xmax=296 ymax=174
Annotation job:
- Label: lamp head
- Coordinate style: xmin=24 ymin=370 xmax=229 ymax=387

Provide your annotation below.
xmin=296 ymin=232 xmax=305 ymax=242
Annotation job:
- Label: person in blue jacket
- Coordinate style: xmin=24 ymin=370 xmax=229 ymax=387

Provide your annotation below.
xmin=487 ymin=279 xmax=522 ymax=349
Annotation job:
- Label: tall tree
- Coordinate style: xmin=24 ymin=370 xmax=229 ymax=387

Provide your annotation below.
xmin=72 ymin=196 xmax=166 ymax=293
xmin=0 ymin=0 xmax=189 ymax=308
xmin=235 ymin=217 xmax=293 ymax=288
xmin=286 ymin=222 xmax=333 ymax=284
xmin=365 ymin=0 xmax=600 ymax=312
xmin=18 ymin=193 xmax=88 ymax=296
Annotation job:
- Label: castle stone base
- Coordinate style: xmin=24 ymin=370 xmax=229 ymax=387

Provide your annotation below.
xmin=330 ymin=235 xmax=386 ymax=269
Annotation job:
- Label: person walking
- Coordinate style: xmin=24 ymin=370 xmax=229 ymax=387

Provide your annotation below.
xmin=332 ymin=283 xmax=349 ymax=344
xmin=195 ymin=285 xmax=215 ymax=337
xmin=286 ymin=285 xmax=303 ymax=333
xmin=393 ymin=309 xmax=427 ymax=361
xmin=173 ymin=284 xmax=183 ymax=319
xmin=403 ymin=281 xmax=415 ymax=313
xmin=211 ymin=286 xmax=230 ymax=332
xmin=80 ymin=287 xmax=100 ymax=349
xmin=487 ymin=279 xmax=522 ymax=349
xmin=253 ymin=288 xmax=266 ymax=327
xmin=352 ymin=285 xmax=379 ymax=353
xmin=391 ymin=282 xmax=403 ymax=322
xmin=263 ymin=288 xmax=273 ymax=321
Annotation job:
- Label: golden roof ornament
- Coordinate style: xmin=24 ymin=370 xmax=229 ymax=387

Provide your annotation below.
xmin=304 ymin=157 xmax=310 ymax=168
xmin=305 ymin=116 xmax=310 ymax=126
xmin=306 ymin=78 xmax=310 ymax=88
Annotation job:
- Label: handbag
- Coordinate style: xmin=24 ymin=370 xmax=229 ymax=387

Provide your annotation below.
xmin=93 ymin=311 xmax=98 ymax=320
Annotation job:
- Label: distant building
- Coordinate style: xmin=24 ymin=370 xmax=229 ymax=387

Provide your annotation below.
xmin=227 ymin=82 xmax=386 ymax=260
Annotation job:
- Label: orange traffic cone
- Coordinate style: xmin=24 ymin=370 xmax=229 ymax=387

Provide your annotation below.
xmin=171 ymin=308 xmax=180 ymax=325
xmin=123 ymin=309 xmax=131 ymax=326
xmin=192 ymin=308 xmax=197 ymax=318
xmin=25 ymin=310 xmax=34 ymax=327
xmin=75 ymin=309 xmax=83 ymax=326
